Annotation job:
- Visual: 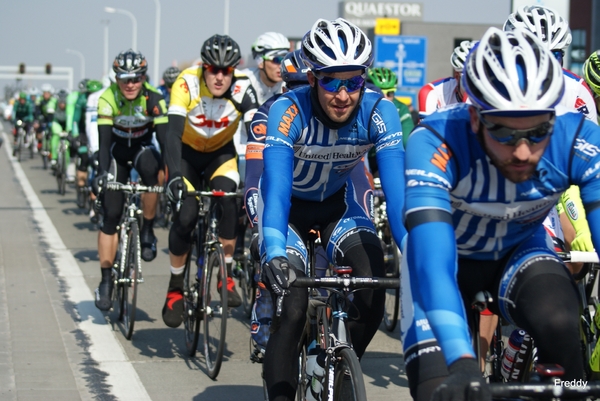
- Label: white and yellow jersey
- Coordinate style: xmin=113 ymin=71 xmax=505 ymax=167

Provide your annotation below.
xmin=168 ymin=65 xmax=258 ymax=153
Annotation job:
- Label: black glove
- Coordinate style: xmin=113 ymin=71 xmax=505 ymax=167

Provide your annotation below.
xmin=261 ymin=256 xmax=296 ymax=297
xmin=166 ymin=176 xmax=185 ymax=206
xmin=92 ymin=172 xmax=108 ymax=196
xmin=432 ymin=358 xmax=490 ymax=401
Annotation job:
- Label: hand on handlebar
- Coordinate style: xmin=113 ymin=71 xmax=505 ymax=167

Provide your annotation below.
xmin=432 ymin=358 xmax=490 ymax=401
xmin=166 ymin=176 xmax=185 ymax=212
xmin=262 ymin=256 xmax=296 ymax=296
xmin=92 ymin=172 xmax=109 ymax=196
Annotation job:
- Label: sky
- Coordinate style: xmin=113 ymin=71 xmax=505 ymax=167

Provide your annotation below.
xmin=0 ymin=0 xmax=511 ymax=91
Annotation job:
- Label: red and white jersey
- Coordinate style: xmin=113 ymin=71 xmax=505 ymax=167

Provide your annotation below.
xmin=558 ymin=69 xmax=598 ymax=125
xmin=418 ymin=77 xmax=468 ymax=119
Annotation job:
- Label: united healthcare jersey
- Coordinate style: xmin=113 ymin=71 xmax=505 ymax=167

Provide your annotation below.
xmin=404 ymin=103 xmax=600 ymax=365
xmin=405 ymin=103 xmax=600 ymax=261
xmin=260 ymin=86 xmax=407 ymax=260
xmin=559 ymin=69 xmax=597 ymax=124
xmin=418 ymin=77 xmax=467 ymax=119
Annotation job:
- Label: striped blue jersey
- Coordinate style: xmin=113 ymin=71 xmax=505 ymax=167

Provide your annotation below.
xmin=261 ymin=86 xmax=407 ymax=260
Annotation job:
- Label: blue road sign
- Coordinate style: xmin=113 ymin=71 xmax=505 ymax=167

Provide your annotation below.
xmin=374 ymin=35 xmax=427 ymax=89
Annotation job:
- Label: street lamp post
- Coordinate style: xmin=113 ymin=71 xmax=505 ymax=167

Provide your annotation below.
xmin=224 ymin=0 xmax=230 ymax=35
xmin=66 ymin=48 xmax=86 ymax=80
xmin=101 ymin=19 xmax=110 ymax=76
xmin=104 ymin=6 xmax=138 ymax=51
xmin=153 ymin=0 xmax=161 ymax=85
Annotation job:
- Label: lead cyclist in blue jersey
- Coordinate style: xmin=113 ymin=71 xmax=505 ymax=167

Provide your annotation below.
xmin=258 ymin=18 xmax=407 ymax=401
xmin=402 ymin=27 xmax=600 ymax=401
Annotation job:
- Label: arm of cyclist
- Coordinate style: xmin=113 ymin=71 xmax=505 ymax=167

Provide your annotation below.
xmin=372 ymin=99 xmax=408 ymax=245
xmin=260 ymin=95 xmax=299 ymax=292
xmin=559 ymin=185 xmax=594 ymax=251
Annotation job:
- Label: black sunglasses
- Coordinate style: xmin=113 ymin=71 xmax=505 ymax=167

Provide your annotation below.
xmin=477 ymin=109 xmax=555 ymax=146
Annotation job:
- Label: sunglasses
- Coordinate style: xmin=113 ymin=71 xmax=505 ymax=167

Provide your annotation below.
xmin=118 ymin=75 xmax=144 ymax=84
xmin=203 ymin=64 xmax=235 ymax=75
xmin=477 ymin=110 xmax=555 ymax=146
xmin=314 ymin=73 xmax=366 ymax=93
xmin=263 ymin=55 xmax=285 ymax=64
xmin=552 ymin=49 xmax=564 ymax=65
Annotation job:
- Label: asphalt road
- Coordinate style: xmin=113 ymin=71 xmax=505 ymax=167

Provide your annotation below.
xmin=0 ymin=120 xmax=412 ymax=401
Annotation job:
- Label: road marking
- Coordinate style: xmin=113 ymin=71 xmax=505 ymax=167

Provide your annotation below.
xmin=1 ymin=129 xmax=151 ymax=401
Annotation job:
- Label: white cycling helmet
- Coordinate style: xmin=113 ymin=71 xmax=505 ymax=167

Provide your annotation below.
xmin=462 ymin=27 xmax=564 ymax=115
xmin=252 ymin=32 xmax=290 ymax=59
xmin=503 ymin=5 xmax=572 ymax=51
xmin=28 ymin=87 xmax=41 ymax=97
xmin=301 ymin=18 xmax=373 ymax=73
xmin=41 ymin=83 xmax=54 ymax=94
xmin=451 ymin=40 xmax=478 ymax=72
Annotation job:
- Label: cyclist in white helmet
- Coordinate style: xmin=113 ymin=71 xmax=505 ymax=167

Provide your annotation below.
xmin=504 ymin=5 xmax=597 ymax=123
xmin=418 ymin=40 xmax=477 ymax=120
xmin=259 ymin=18 xmax=406 ymax=400
xmin=403 ymin=26 xmax=600 ymax=401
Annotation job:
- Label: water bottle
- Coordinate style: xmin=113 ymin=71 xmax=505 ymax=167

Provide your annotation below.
xmin=509 ymin=332 xmax=532 ymax=381
xmin=306 ymin=347 xmax=326 ymax=401
xmin=501 ymin=329 xmax=526 ymax=381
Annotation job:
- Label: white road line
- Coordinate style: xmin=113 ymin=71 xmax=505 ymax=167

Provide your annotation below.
xmin=1 ymin=129 xmax=151 ymax=401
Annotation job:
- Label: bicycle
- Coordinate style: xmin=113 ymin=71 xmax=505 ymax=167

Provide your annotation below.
xmin=180 ymin=189 xmax=240 ymax=379
xmin=236 ymin=216 xmax=257 ymax=318
xmin=55 ymin=131 xmax=70 ymax=195
xmin=13 ymin=120 xmax=26 ymax=162
xmin=100 ymin=181 xmax=164 ymax=340
xmin=265 ymin=228 xmax=400 ymax=401
xmin=471 ymin=250 xmax=600 ymax=398
xmin=373 ymin=178 xmax=401 ymax=332
xmin=39 ymin=125 xmax=51 ymax=170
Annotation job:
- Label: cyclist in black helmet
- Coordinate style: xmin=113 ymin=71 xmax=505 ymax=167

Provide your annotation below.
xmin=157 ymin=66 xmax=181 ymax=107
xmin=160 ymin=34 xmax=259 ymax=327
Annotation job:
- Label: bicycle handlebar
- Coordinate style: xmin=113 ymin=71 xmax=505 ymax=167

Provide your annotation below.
xmin=275 ymin=276 xmax=400 ymax=317
xmin=292 ymin=276 xmax=400 ymax=289
xmin=557 ymin=251 xmax=599 ymax=264
xmin=488 ymin=382 xmax=600 ymax=399
xmin=103 ymin=182 xmax=164 ymax=194
xmin=175 ymin=189 xmax=242 ymax=213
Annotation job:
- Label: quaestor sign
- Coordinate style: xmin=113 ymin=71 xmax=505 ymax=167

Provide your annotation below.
xmin=340 ymin=1 xmax=423 ymax=28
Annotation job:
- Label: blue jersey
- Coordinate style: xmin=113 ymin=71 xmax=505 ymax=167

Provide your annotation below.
xmin=157 ymin=85 xmax=170 ymax=107
xmin=404 ymin=102 xmax=600 ymax=364
xmin=260 ymin=86 xmax=406 ymax=260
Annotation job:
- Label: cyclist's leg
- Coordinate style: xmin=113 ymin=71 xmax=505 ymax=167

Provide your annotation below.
xmin=95 ymin=159 xmax=126 ymax=310
xmin=76 ymin=145 xmax=90 ymax=208
xmin=321 ymin=180 xmax=385 ymax=359
xmin=205 ymin=143 xmax=242 ymax=306
xmin=49 ymin=122 xmax=61 ymax=166
xmin=134 ymin=145 xmax=162 ymax=262
xmin=497 ymin=226 xmax=583 ymax=380
xmin=163 ymin=156 xmax=201 ymax=327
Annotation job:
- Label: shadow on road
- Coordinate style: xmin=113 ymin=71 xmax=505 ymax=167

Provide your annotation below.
xmin=362 ymin=350 xmax=408 ymax=389
xmin=193 ymin=384 xmax=264 ymax=400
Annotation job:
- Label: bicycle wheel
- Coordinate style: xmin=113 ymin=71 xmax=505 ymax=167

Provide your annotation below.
xmin=383 ymin=238 xmax=400 ymax=332
xmin=122 ymin=221 xmax=140 ymax=340
xmin=183 ymin=251 xmax=201 ymax=357
xmin=241 ymin=257 xmax=258 ymax=318
xmin=330 ymin=348 xmax=367 ymax=401
xmin=202 ymin=244 xmax=227 ymax=379
xmin=296 ymin=336 xmax=309 ymax=401
xmin=115 ymin=237 xmax=129 ymax=321
xmin=57 ymin=149 xmax=66 ymax=195
xmin=16 ymin=133 xmax=23 ymax=162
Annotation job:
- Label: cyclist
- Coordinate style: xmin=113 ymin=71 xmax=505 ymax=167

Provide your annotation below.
xmin=92 ymin=49 xmax=168 ymax=311
xmin=161 ymin=34 xmax=258 ymax=326
xmin=11 ymin=91 xmax=34 ymax=155
xmin=74 ymin=80 xmax=103 ymax=208
xmin=245 ymin=49 xmax=375 ymax=363
xmin=504 ymin=5 xmax=597 ymax=123
xmin=157 ymin=66 xmax=181 ymax=107
xmin=418 ymin=40 xmax=477 ymax=120
xmin=583 ymin=50 xmax=600 ymax=125
xmin=368 ymin=67 xmax=414 ymax=147
xmin=259 ymin=18 xmax=406 ymax=400
xmin=401 ymin=27 xmax=600 ymax=401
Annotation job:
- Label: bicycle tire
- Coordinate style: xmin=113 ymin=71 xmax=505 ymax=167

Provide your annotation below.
xmin=241 ymin=258 xmax=258 ymax=318
xmin=330 ymin=348 xmax=367 ymax=401
xmin=16 ymin=133 xmax=23 ymax=162
xmin=183 ymin=250 xmax=201 ymax=357
xmin=115 ymin=237 xmax=128 ymax=322
xmin=41 ymin=147 xmax=48 ymax=169
xmin=202 ymin=244 xmax=227 ymax=379
xmin=383 ymin=238 xmax=400 ymax=332
xmin=122 ymin=221 xmax=139 ymax=340
xmin=29 ymin=135 xmax=34 ymax=159
xmin=295 ymin=335 xmax=309 ymax=401
xmin=57 ymin=149 xmax=66 ymax=195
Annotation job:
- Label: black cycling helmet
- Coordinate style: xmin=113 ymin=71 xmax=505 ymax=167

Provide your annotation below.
xmin=280 ymin=50 xmax=309 ymax=89
xmin=200 ymin=34 xmax=241 ymax=68
xmin=78 ymin=78 xmax=90 ymax=93
xmin=162 ymin=66 xmax=181 ymax=87
xmin=112 ymin=49 xmax=148 ymax=77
